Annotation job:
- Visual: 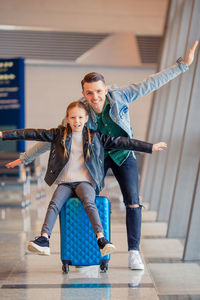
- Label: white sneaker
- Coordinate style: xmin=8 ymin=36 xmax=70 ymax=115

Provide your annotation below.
xmin=27 ymin=236 xmax=50 ymax=256
xmin=128 ymin=250 xmax=144 ymax=270
xmin=97 ymin=237 xmax=116 ymax=257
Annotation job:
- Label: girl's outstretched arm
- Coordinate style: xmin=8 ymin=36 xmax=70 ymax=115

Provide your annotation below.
xmin=0 ymin=128 xmax=57 ymax=142
xmin=152 ymin=142 xmax=167 ymax=151
xmin=100 ymin=132 xmax=167 ymax=154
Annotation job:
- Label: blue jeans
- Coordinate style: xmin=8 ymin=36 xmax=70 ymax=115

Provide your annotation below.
xmin=41 ymin=182 xmax=103 ymax=237
xmin=104 ymin=152 xmax=141 ymax=251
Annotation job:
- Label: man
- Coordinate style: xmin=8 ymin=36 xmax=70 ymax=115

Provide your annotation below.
xmin=7 ymin=41 xmax=198 ymax=270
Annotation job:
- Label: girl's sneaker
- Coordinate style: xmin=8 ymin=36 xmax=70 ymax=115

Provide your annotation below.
xmin=97 ymin=237 xmax=116 ymax=257
xmin=27 ymin=236 xmax=50 ymax=256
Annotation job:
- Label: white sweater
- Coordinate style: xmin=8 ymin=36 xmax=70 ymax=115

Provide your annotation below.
xmin=55 ymin=131 xmax=93 ymax=185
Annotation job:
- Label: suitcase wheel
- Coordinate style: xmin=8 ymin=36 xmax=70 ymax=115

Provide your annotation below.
xmin=100 ymin=261 xmax=108 ymax=273
xmin=62 ymin=263 xmax=69 ymax=274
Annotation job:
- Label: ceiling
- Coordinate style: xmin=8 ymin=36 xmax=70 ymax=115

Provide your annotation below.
xmin=0 ymin=0 xmax=169 ymax=67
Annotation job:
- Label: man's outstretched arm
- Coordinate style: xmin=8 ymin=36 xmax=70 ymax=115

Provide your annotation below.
xmin=120 ymin=40 xmax=199 ymax=103
xmin=5 ymin=142 xmax=51 ymax=168
xmin=19 ymin=142 xmax=51 ymax=165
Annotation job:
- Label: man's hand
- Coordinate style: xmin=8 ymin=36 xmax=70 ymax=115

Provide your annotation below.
xmin=152 ymin=142 xmax=167 ymax=152
xmin=6 ymin=158 xmax=23 ymax=168
xmin=184 ymin=40 xmax=199 ymax=66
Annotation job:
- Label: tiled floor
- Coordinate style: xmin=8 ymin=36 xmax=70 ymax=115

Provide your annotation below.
xmin=0 ymin=176 xmax=200 ymax=300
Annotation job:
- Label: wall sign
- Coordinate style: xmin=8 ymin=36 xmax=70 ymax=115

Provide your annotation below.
xmin=0 ymin=58 xmax=25 ymax=152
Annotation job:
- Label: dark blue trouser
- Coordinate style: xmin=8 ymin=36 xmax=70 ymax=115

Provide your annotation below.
xmin=104 ymin=152 xmax=141 ymax=251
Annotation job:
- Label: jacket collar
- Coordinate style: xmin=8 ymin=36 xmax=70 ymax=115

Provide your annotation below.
xmin=63 ymin=127 xmax=72 ymax=154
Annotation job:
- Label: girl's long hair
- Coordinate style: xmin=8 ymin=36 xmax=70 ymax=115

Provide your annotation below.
xmin=63 ymin=100 xmax=91 ymax=158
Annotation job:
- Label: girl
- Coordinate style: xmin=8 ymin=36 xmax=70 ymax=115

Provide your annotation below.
xmin=0 ymin=101 xmax=167 ymax=257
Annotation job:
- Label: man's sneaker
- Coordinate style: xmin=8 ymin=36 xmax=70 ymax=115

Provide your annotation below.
xmin=128 ymin=250 xmax=144 ymax=270
xmin=27 ymin=236 xmax=50 ymax=256
xmin=97 ymin=237 xmax=116 ymax=257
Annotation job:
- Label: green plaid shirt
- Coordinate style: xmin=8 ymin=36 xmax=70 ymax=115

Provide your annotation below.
xmin=95 ymin=98 xmax=130 ymax=166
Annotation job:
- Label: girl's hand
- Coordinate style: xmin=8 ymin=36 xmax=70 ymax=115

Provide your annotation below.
xmin=184 ymin=40 xmax=199 ymax=66
xmin=152 ymin=142 xmax=167 ymax=152
xmin=0 ymin=131 xmax=3 ymax=138
xmin=6 ymin=158 xmax=23 ymax=168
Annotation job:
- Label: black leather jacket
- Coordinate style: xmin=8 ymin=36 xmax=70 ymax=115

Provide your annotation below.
xmin=2 ymin=126 xmax=152 ymax=193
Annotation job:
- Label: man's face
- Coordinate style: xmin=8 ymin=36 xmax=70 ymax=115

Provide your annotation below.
xmin=82 ymin=80 xmax=108 ymax=114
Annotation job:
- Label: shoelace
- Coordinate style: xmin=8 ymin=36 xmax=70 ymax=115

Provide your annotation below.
xmin=33 ymin=236 xmax=47 ymax=242
xmin=131 ymin=253 xmax=142 ymax=264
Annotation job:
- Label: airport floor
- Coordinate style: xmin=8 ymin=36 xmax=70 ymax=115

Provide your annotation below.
xmin=0 ymin=176 xmax=200 ymax=300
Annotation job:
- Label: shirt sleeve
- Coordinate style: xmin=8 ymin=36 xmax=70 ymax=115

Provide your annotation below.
xmin=119 ymin=60 xmax=188 ymax=104
xmin=20 ymin=142 xmax=51 ymax=165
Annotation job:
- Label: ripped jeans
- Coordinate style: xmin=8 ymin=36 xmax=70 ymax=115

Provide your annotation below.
xmin=104 ymin=152 xmax=142 ymax=250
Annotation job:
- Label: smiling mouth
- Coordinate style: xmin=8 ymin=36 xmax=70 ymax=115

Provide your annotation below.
xmin=91 ymin=100 xmax=100 ymax=104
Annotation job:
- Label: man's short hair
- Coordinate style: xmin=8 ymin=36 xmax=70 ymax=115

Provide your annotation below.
xmin=81 ymin=72 xmax=106 ymax=90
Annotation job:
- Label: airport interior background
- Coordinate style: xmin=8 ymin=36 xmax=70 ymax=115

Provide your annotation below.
xmin=0 ymin=0 xmax=200 ymax=299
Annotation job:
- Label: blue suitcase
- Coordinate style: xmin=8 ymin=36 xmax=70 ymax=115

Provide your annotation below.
xmin=60 ymin=196 xmax=111 ymax=273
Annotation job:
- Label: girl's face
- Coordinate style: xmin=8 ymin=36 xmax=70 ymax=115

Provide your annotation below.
xmin=66 ymin=106 xmax=88 ymax=132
